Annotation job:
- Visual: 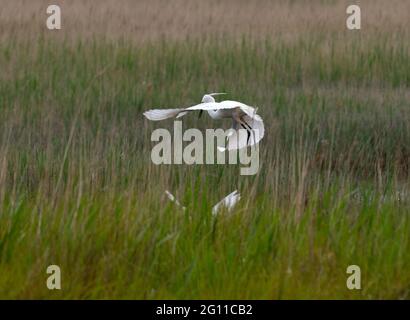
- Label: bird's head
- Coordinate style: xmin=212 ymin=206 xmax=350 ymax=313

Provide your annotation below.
xmin=201 ymin=92 xmax=226 ymax=103
xmin=201 ymin=94 xmax=215 ymax=103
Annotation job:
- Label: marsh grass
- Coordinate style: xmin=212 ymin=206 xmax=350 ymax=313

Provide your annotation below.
xmin=0 ymin=0 xmax=409 ymax=299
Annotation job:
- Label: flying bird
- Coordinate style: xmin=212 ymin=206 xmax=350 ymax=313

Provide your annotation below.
xmin=143 ymin=93 xmax=264 ymax=151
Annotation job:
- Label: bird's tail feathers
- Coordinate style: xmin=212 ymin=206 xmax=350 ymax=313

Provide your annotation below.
xmin=143 ymin=108 xmax=186 ymax=121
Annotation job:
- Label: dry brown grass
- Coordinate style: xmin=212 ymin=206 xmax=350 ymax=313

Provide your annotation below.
xmin=1 ymin=0 xmax=409 ymax=43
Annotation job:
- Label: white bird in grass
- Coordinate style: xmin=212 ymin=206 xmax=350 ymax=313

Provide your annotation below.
xmin=164 ymin=190 xmax=241 ymax=215
xmin=164 ymin=190 xmax=186 ymax=210
xmin=143 ymin=93 xmax=264 ymax=151
xmin=211 ymin=190 xmax=241 ymax=216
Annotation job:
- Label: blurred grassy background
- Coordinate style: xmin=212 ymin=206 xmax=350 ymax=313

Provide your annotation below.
xmin=0 ymin=0 xmax=409 ymax=299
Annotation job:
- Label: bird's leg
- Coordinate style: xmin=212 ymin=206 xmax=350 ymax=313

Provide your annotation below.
xmin=233 ymin=113 xmax=252 ymax=146
xmin=233 ymin=109 xmax=257 ymax=146
xmin=241 ymin=118 xmax=253 ymax=131
xmin=198 ymin=110 xmax=203 ymax=118
xmin=240 ymin=117 xmax=255 ymax=146
xmin=240 ymin=123 xmax=251 ymax=144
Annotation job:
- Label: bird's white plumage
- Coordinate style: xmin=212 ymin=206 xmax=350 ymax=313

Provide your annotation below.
xmin=143 ymin=93 xmax=265 ymax=150
xmin=143 ymin=108 xmax=184 ymax=121
xmin=212 ymin=190 xmax=241 ymax=216
xmin=164 ymin=190 xmax=186 ymax=210
xmin=164 ymin=189 xmax=241 ymax=216
xmin=218 ymin=114 xmax=264 ymax=151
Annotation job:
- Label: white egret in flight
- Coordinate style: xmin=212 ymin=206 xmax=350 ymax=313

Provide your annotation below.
xmin=143 ymin=93 xmax=264 ymax=151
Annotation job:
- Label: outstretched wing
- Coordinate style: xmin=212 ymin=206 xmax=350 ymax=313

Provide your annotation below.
xmin=143 ymin=108 xmax=186 ymax=121
xmin=143 ymin=101 xmax=238 ymax=121
xmin=184 ymin=101 xmax=239 ymax=111
xmin=212 ymin=190 xmax=241 ymax=216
